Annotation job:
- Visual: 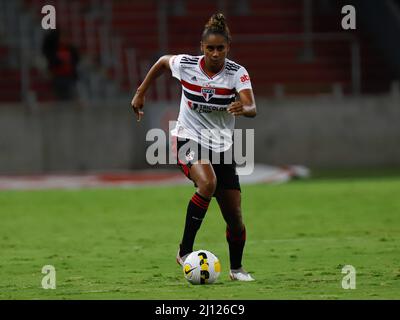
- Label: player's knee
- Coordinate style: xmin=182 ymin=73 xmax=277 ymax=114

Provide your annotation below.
xmin=197 ymin=176 xmax=217 ymax=198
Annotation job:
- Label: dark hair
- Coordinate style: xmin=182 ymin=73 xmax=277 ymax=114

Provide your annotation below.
xmin=202 ymin=13 xmax=232 ymax=43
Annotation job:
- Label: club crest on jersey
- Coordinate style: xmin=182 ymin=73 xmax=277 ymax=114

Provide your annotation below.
xmin=201 ymin=87 xmax=215 ymax=102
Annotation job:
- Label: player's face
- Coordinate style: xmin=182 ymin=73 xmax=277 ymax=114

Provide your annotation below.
xmin=201 ymin=34 xmax=229 ymax=73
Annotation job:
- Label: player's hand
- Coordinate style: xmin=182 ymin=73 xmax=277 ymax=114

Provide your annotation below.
xmin=227 ymin=101 xmax=245 ymax=116
xmin=131 ymin=92 xmax=145 ymax=122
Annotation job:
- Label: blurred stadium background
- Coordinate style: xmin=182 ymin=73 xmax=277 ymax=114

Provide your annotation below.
xmin=0 ymin=0 xmax=400 ymax=181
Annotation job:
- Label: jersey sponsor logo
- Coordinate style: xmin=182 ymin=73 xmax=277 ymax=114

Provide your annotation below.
xmin=189 ymin=102 xmax=226 ymax=113
xmin=191 ymin=76 xmax=197 ymax=81
xmin=201 ymin=87 xmax=215 ymax=102
xmin=240 ymin=74 xmax=250 ymax=83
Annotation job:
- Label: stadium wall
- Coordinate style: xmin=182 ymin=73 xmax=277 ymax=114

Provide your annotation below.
xmin=0 ymin=96 xmax=399 ymax=174
xmin=235 ymin=95 xmax=400 ymax=168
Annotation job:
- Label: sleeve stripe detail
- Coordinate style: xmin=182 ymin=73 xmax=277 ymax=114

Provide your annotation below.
xmin=181 ymin=57 xmax=200 ymax=62
xmin=226 ymin=62 xmax=241 ymax=70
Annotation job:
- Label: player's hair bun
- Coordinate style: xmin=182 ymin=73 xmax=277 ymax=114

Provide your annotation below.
xmin=206 ymin=13 xmax=226 ymax=32
xmin=202 ymin=13 xmax=231 ymax=43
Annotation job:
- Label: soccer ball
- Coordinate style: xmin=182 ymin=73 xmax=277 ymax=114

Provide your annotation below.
xmin=182 ymin=250 xmax=221 ymax=285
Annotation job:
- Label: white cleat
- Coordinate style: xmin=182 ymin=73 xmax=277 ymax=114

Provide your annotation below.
xmin=229 ymin=268 xmax=255 ymax=281
xmin=176 ymin=249 xmax=189 ymax=267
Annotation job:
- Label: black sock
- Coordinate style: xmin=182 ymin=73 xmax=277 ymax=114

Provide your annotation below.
xmin=180 ymin=192 xmax=211 ymax=256
xmin=226 ymin=226 xmax=246 ymax=270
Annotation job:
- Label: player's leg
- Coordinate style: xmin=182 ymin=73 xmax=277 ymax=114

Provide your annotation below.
xmin=215 ymin=189 xmax=254 ymax=281
xmin=178 ymin=161 xmax=216 ymax=261
xmin=215 ymin=189 xmax=245 ymax=268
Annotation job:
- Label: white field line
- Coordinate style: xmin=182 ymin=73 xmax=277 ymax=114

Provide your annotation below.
xmin=0 ymin=165 xmax=309 ymax=191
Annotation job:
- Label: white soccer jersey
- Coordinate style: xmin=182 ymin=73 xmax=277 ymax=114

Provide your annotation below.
xmin=169 ymin=54 xmax=252 ymax=152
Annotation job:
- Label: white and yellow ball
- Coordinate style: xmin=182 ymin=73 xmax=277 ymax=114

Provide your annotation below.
xmin=183 ymin=250 xmax=221 ymax=285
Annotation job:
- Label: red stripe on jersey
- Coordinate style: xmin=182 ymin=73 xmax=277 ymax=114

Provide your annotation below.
xmin=181 ymin=80 xmax=235 ymax=96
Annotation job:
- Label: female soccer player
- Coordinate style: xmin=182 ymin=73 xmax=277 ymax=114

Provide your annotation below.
xmin=131 ymin=13 xmax=256 ymax=281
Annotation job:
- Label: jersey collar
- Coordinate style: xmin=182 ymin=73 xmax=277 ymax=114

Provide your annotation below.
xmin=199 ymin=56 xmax=225 ymax=79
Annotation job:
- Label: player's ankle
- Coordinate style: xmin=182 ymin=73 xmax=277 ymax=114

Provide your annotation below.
xmin=230 ymin=266 xmax=243 ymax=272
xmin=179 ymin=244 xmax=191 ymax=257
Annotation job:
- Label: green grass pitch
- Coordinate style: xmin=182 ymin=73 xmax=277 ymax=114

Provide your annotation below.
xmin=1 ymin=175 xmax=400 ymax=299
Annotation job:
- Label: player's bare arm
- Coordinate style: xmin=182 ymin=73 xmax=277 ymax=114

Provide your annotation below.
xmin=131 ymin=55 xmax=173 ymax=121
xmin=227 ymin=89 xmax=257 ymax=118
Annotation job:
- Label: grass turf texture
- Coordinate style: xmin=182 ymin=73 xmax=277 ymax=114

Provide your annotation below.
xmin=1 ymin=175 xmax=400 ymax=299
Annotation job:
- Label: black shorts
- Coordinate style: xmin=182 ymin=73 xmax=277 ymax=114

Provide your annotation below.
xmin=174 ymin=137 xmax=241 ymax=195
